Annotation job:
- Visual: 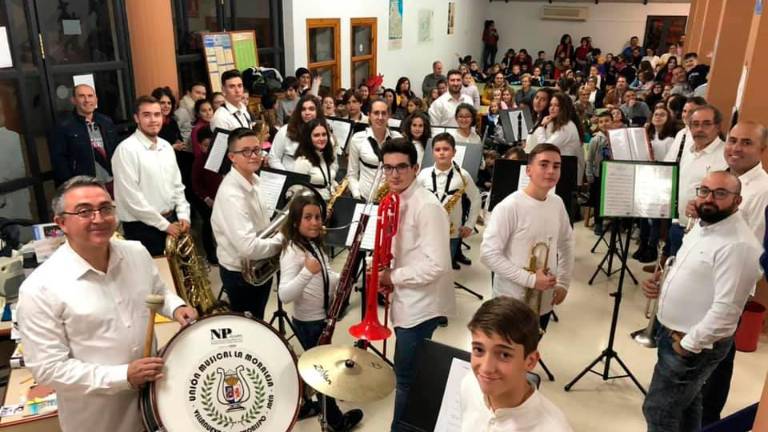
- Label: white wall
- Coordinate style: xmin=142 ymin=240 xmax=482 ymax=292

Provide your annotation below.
xmin=486 ymin=2 xmax=690 ymax=58
xmin=283 ymin=0 xmax=485 ymax=91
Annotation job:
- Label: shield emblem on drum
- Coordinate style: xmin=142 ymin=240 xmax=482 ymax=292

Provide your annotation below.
xmin=216 ymin=366 xmax=251 ymax=412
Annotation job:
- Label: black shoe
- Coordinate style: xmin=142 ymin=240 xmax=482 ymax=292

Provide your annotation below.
xmin=452 ymin=262 xmax=460 ymax=270
xmin=329 ymin=409 xmax=363 ymax=432
xmin=437 ymin=316 xmax=448 ymax=327
xmin=456 ymin=255 xmax=472 ymax=266
xmin=631 ymin=247 xmax=645 ymax=260
xmin=298 ymin=400 xmax=321 ymax=420
xmin=637 ymin=249 xmax=658 ymax=264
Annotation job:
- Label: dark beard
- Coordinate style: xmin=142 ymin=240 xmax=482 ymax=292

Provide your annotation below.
xmin=696 ymin=203 xmax=735 ymax=224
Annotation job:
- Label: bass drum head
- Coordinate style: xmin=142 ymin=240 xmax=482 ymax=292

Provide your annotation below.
xmin=153 ymin=314 xmax=301 ymax=431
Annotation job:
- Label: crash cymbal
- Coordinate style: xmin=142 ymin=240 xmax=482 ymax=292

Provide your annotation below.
xmin=298 ymin=345 xmax=395 ymax=402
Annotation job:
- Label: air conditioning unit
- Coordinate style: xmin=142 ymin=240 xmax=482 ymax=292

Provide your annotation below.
xmin=540 ymin=6 xmax=589 ymax=21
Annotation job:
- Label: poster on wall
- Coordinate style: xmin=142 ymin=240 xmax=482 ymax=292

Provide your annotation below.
xmin=202 ymin=32 xmax=236 ymax=93
xmin=388 ymin=0 xmax=403 ymax=49
xmin=418 ymin=9 xmax=433 ymax=43
xmin=447 ymin=3 xmax=456 ymax=35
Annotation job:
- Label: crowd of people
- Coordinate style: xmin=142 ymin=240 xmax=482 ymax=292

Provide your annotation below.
xmin=15 ymin=26 xmax=768 ymax=432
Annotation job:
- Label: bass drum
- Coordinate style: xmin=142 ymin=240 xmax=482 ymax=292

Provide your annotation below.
xmin=140 ymin=313 xmax=301 ymax=431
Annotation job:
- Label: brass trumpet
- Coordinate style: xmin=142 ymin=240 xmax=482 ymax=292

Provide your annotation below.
xmin=630 ymin=246 xmax=675 ymax=348
xmin=524 ymin=238 xmax=551 ymax=320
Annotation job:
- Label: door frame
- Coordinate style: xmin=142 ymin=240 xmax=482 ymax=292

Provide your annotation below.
xmin=306 ymin=18 xmax=340 ymax=94
xmin=350 ymin=17 xmax=377 ymax=89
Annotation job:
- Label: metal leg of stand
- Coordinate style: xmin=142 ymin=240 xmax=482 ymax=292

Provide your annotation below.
xmin=269 ymin=298 xmax=299 ymax=343
xmin=550 ymin=310 xmax=559 ymax=323
xmin=565 ymin=222 xmax=647 ymax=395
xmin=354 ymin=339 xmax=394 ymax=368
xmin=591 ymin=220 xmax=611 ymax=253
xmin=589 ymin=222 xmax=638 ymax=285
xmin=455 ymin=282 xmax=483 ymax=300
xmin=318 ymin=394 xmax=329 ymax=432
xmin=539 ymin=358 xmax=555 ymax=381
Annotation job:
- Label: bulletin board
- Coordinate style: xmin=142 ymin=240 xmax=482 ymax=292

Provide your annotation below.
xmin=230 ymin=30 xmax=259 ymax=70
xmin=202 ymin=32 xmax=236 ymax=93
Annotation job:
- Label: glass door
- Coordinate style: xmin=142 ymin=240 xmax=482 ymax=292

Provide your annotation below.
xmin=307 ymin=18 xmax=340 ymax=95
xmin=350 ymin=18 xmax=376 ymax=88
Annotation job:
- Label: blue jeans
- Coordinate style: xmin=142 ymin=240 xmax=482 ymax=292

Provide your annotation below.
xmin=663 ymin=223 xmax=685 ymax=257
xmin=642 ymin=326 xmax=733 ymax=432
xmin=219 ymin=267 xmax=271 ymax=320
xmin=391 ymin=316 xmax=442 ymax=431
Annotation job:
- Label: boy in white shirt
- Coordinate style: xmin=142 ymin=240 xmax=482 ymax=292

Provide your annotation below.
xmin=461 ymin=296 xmax=573 ymax=432
xmin=480 ymin=143 xmax=574 ymax=330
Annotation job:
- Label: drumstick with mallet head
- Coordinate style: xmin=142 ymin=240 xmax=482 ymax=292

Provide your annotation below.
xmin=143 ymin=294 xmax=165 ymax=358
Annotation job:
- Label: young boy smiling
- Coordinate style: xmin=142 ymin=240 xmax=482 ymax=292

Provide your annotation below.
xmin=461 ymin=297 xmax=573 ymax=431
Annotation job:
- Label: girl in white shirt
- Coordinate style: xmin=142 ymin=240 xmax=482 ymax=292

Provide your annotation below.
xmin=451 ymin=103 xmax=482 ymax=145
xmin=268 ymin=94 xmax=322 ymax=171
xmin=646 ymin=106 xmax=678 ymax=161
xmin=278 ymin=194 xmax=363 ymax=429
xmin=292 ymin=119 xmax=338 ymax=200
xmin=532 ymin=92 xmax=585 ymax=184
xmin=401 ymin=111 xmax=431 ymax=166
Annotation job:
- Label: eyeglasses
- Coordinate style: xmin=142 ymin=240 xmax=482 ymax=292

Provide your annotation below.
xmin=61 ymin=205 xmax=116 ymax=219
xmin=696 ymin=187 xmax=737 ymax=200
xmin=231 ymin=148 xmax=264 ymax=158
xmin=382 ymin=163 xmax=413 ymax=175
xmin=690 ymin=121 xmax=715 ymax=129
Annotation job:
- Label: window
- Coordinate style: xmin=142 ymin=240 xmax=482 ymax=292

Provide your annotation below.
xmin=307 ymin=19 xmax=340 ymax=96
xmin=350 ymin=18 xmax=377 ymax=89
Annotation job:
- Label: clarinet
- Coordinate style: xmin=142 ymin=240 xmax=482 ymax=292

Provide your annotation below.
xmin=517 ymin=111 xmax=523 ymax=143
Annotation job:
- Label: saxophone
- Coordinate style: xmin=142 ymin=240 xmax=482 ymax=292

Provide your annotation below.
xmin=165 ymin=231 xmax=229 ymax=316
xmin=375 ymin=182 xmax=389 ymax=202
xmin=442 ymin=164 xmax=468 ymax=236
xmin=326 ymin=177 xmax=349 ymax=223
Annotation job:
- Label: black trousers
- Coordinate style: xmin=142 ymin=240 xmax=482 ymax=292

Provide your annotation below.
xmin=219 ymin=266 xmax=272 ymax=320
xmin=122 ymin=214 xmax=177 ymax=257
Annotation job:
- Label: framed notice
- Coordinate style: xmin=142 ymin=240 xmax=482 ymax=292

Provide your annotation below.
xmin=202 ymin=32 xmax=236 ymax=93
xmin=600 ymin=161 xmax=678 ymax=219
xmin=231 ymin=30 xmax=259 ymax=70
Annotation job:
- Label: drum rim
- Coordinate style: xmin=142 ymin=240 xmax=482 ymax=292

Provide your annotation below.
xmin=147 ymin=311 xmax=302 ymax=432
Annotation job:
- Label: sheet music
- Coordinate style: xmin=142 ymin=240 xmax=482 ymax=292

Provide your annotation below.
xmin=259 ymin=170 xmax=287 ymax=213
xmin=634 ymin=165 xmax=674 ymax=218
xmin=628 ymin=127 xmax=651 ymax=161
xmin=433 ymin=358 xmax=472 ymax=432
xmin=508 ymin=110 xmax=529 ymax=140
xmin=601 ymin=162 xmax=636 ymax=217
xmin=453 ymin=145 xmax=467 ymax=167
xmin=345 ymin=203 xmax=379 ymax=250
xmin=608 ymin=129 xmax=632 ymax=161
xmin=204 ymin=130 xmax=230 ymax=172
xmin=387 ymin=118 xmax=402 ymax=129
xmin=328 ymin=119 xmax=353 ymax=151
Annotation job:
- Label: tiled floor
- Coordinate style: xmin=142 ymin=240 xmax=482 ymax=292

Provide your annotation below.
xmin=208 ymin=223 xmax=768 ymax=432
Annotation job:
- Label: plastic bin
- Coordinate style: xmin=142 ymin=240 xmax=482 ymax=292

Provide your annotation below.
xmin=734 ymin=301 xmax=766 ymax=352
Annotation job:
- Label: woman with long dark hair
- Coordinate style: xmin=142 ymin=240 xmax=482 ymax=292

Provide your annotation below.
xmin=395 ymin=77 xmax=415 ymax=103
xmin=532 ymin=92 xmax=585 ymax=182
xmin=152 ymin=86 xmax=194 ymax=205
xmin=554 ymin=33 xmax=574 ymax=61
xmin=293 ymin=118 xmax=337 ymax=200
xmin=269 ymin=93 xmax=323 ymax=171
xmin=401 ymin=111 xmax=431 ymax=165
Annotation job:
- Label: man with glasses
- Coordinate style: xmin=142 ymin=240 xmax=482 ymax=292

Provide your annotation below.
xmin=17 ymin=176 xmax=197 ymax=432
xmin=375 ymin=138 xmax=452 ymax=431
xmin=210 ymin=69 xmax=253 ymax=132
xmin=347 ymin=98 xmax=402 ymax=201
xmin=429 ymin=69 xmax=474 ymax=127
xmin=666 ymin=105 xmax=727 ymax=257
xmin=211 ymin=128 xmax=282 ymax=319
xmin=112 ymin=96 xmax=191 ymax=256
xmin=641 ymin=171 xmax=761 ymax=432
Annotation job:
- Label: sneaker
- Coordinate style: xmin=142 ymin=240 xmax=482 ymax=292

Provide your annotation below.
xmin=637 ymin=249 xmax=658 ymax=264
xmin=437 ymin=316 xmax=448 ymax=327
xmin=456 ymin=255 xmax=472 ymax=266
xmin=452 ymin=262 xmax=461 ymax=270
xmin=329 ymin=409 xmax=364 ymax=432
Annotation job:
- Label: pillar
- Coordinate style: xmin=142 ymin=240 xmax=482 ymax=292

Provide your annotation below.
xmin=705 ymin=0 xmax=754 ymax=116
xmin=125 ymin=0 xmax=179 ymax=98
xmin=697 ymin=0 xmax=725 ymax=60
xmin=687 ymin=0 xmax=708 ymax=54
xmin=740 ymin=8 xmax=768 ymax=124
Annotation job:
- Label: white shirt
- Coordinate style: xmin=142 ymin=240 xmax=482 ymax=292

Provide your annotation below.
xmin=268 ymin=125 xmax=300 ymax=171
xmin=293 ymin=153 xmax=338 ymax=200
xmin=662 ymin=128 xmax=690 ymax=162
xmin=532 ymin=121 xmax=585 ymax=185
xmin=460 ymin=373 xmax=573 ymax=432
xmin=347 ymin=127 xmax=401 ymax=200
xmin=210 ymin=100 xmax=252 ymax=132
xmin=112 ymin=129 xmax=190 ymax=231
xmin=279 ymin=242 xmax=340 ymax=322
xmin=676 ymin=137 xmax=727 ymax=226
xmin=657 ymin=213 xmax=762 ymax=353
xmin=211 ymin=169 xmax=283 ymax=272
xmin=461 ymin=84 xmax=481 ymax=109
xmin=735 ymin=163 xmax=768 ymax=241
xmin=17 ymin=240 xmax=186 ymax=432
xmin=413 ymin=140 xmax=426 ymax=167
xmin=651 ymin=132 xmax=675 ymax=162
xmin=450 ymin=128 xmax=483 ymax=145
xmin=418 ymin=164 xmax=481 ymax=238
xmin=481 ymin=191 xmax=574 ymax=315
xmin=429 ymin=92 xmax=474 ymax=127
xmin=389 ymin=181 xmax=454 ymax=328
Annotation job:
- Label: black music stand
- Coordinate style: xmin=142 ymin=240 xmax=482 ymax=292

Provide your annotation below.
xmin=269 ymin=273 xmax=300 ymax=344
xmin=499 ymin=107 xmax=533 ymax=146
xmin=421 ymin=139 xmax=484 ymax=182
xmin=565 ymin=161 xmax=678 ymax=395
xmin=588 ymin=219 xmax=637 ymax=285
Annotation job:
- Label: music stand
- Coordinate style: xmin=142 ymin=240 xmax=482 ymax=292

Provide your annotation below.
xmin=588 ymin=219 xmax=637 ymax=285
xmin=499 ymin=107 xmax=533 ymax=146
xmin=420 ymin=140 xmax=484 ymax=182
xmin=564 ymin=161 xmax=678 ymax=395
